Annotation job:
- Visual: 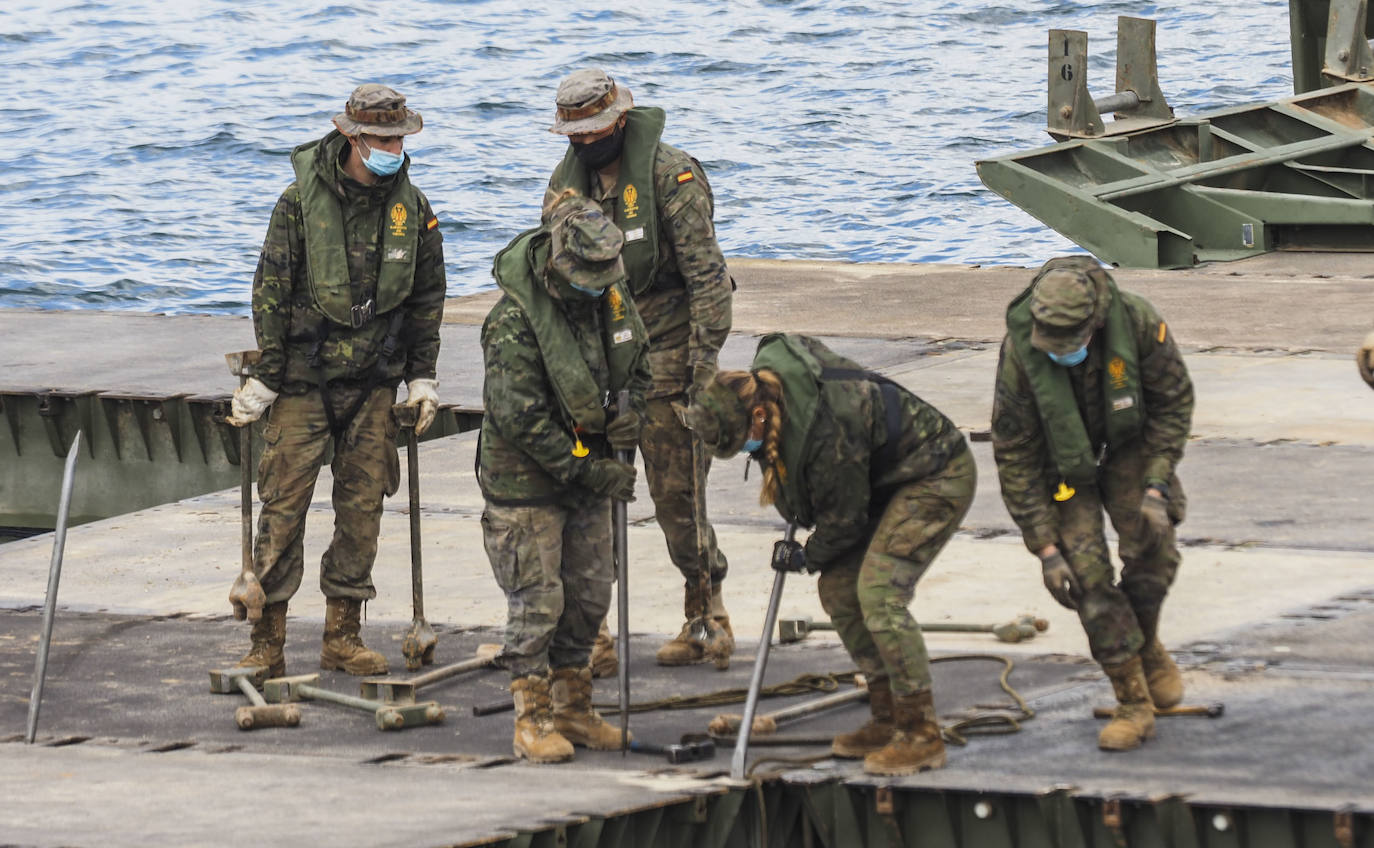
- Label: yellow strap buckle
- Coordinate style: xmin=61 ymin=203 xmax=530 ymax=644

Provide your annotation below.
xmin=1053 ymin=482 xmax=1076 ymax=502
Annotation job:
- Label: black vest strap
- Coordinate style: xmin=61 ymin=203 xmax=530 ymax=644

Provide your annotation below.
xmin=818 ymin=367 xmax=904 ymax=475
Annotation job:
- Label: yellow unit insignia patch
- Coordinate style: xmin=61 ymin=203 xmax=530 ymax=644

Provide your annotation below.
xmin=389 ymin=203 xmax=408 ymax=237
xmin=1157 ymin=322 xmax=1167 ymax=343
xmin=1108 ymin=356 xmax=1128 ymax=390
xmin=607 ymin=287 xmax=626 ymax=321
xmin=622 ymin=184 xmax=639 ymax=219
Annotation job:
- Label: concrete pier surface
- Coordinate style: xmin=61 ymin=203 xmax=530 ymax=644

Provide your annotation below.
xmin=2 ymin=254 xmax=1373 ymax=844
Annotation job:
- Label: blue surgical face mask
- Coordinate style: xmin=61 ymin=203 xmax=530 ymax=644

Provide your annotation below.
xmin=1047 ymin=345 xmax=1088 ymax=367
xmin=358 ymin=137 xmax=404 ymax=176
xmin=741 ymin=437 xmax=763 ymax=454
xmin=568 ymin=281 xmax=606 ymax=297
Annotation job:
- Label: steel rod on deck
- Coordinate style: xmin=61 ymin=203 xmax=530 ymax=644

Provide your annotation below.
xmin=730 ymin=523 xmax=796 ymax=780
xmin=26 ymin=432 xmax=80 ymax=744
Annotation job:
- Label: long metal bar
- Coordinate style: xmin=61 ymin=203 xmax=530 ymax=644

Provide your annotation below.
xmin=406 ymin=426 xmax=424 ymax=620
xmin=26 ymin=431 xmax=80 ymax=744
xmin=615 ymin=389 xmax=631 ymax=755
xmin=301 ymin=683 xmax=390 ymax=714
xmin=1093 ymin=90 xmax=1141 ymax=114
xmin=405 ymin=652 xmax=492 ymax=690
xmin=730 ymin=523 xmax=796 ymax=780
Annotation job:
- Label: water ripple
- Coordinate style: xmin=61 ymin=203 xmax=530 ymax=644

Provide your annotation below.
xmin=0 ymin=0 xmax=1293 ymax=314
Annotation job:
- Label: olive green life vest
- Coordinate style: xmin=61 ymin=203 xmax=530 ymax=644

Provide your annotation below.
xmin=491 ymin=227 xmax=647 ymax=435
xmin=291 ymin=133 xmax=419 ymax=328
xmin=1005 ymin=277 xmax=1143 ymax=486
xmin=549 ymin=107 xmax=665 ymax=296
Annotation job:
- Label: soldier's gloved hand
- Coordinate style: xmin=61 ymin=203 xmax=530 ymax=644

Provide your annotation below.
xmin=687 ymin=361 xmax=716 ymax=403
xmin=405 ymin=378 xmax=440 ymax=436
xmin=1039 ymin=550 xmax=1081 ymax=610
xmin=1140 ymin=487 xmax=1171 ymax=545
xmin=227 ymin=377 xmax=278 ymax=426
xmin=574 ymin=457 xmax=637 ymax=502
xmin=605 ymin=407 xmax=641 ymax=453
xmin=771 ymin=539 xmax=807 ymax=573
xmin=1357 ymin=330 xmax=1374 ymax=388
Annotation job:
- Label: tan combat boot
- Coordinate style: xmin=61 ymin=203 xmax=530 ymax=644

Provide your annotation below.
xmin=320 ymin=597 xmax=388 ymax=676
xmin=589 ymin=620 xmax=618 ymax=679
xmin=236 ymin=601 xmax=287 ymax=678
xmin=511 ymin=673 xmax=574 ymax=763
xmin=863 ymin=689 xmax=946 ymax=776
xmin=656 ymin=583 xmax=734 ymax=667
xmin=1098 ymin=655 xmax=1156 ymax=751
xmin=831 ymin=676 xmax=893 ymax=758
xmin=551 ymin=666 xmax=628 ymax=749
xmin=1139 ymin=638 xmax=1183 ymax=709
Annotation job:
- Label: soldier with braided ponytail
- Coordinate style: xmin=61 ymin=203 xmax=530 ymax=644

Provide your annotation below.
xmin=684 ymin=334 xmax=974 ymax=777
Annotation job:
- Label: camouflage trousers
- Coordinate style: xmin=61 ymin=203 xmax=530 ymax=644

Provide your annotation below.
xmin=1056 ymin=440 xmax=1184 ymax=666
xmin=481 ymin=499 xmax=614 ymax=677
xmin=816 ymin=449 xmax=977 ymax=696
xmin=641 ymin=396 xmax=728 ymax=607
xmin=253 ymin=385 xmax=400 ymax=605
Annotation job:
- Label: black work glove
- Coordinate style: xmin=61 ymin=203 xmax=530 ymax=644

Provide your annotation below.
xmin=1140 ymin=489 xmax=1171 ymax=545
xmin=574 ymin=458 xmax=637 ymax=502
xmin=771 ymin=539 xmax=807 ymax=573
xmin=605 ymin=408 xmax=641 ymax=454
xmin=1040 ymin=550 xmax=1081 ymax=610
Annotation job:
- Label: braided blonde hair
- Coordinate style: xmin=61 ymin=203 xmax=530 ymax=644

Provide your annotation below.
xmin=713 ymin=369 xmax=786 ymax=506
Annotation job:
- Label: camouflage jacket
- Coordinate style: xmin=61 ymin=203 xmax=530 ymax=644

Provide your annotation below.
xmin=991 ymin=290 xmax=1194 ymax=553
xmin=547 ymin=135 xmax=731 ymax=399
xmin=251 ymin=131 xmax=446 ymax=394
xmin=479 ymin=235 xmax=651 ymax=507
xmin=756 ymin=335 xmax=969 ymax=571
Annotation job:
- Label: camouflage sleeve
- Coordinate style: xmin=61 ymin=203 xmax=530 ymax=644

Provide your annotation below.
xmin=657 ymin=151 xmax=732 ymax=376
xmin=250 ymin=185 xmax=304 ymax=393
xmin=403 ymin=190 xmax=447 ymax=382
xmin=802 ymin=401 xmax=875 ymax=570
xmin=481 ymin=303 xmax=578 ymax=483
xmin=1130 ymin=296 xmax=1194 ymax=486
xmin=990 ymin=337 xmax=1060 ymax=553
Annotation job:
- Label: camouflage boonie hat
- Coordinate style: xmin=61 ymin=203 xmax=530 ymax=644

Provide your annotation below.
xmin=683 ymin=378 xmax=752 ymax=458
xmin=1029 ymin=267 xmax=1098 ymax=355
xmin=549 ymin=68 xmax=633 ymax=135
xmin=547 ymin=195 xmax=627 ymax=292
xmin=333 ymin=84 xmax=423 ymax=137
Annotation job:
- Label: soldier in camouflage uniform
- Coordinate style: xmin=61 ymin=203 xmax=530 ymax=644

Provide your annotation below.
xmin=479 ymin=191 xmax=651 ymax=763
xmin=545 ymin=69 xmax=734 ymax=673
xmin=991 ymin=256 xmax=1193 ymax=752
xmin=227 ymin=84 xmax=445 ymax=679
xmin=685 ymin=334 xmax=975 ymax=777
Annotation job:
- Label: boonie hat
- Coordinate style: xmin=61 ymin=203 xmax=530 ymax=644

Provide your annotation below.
xmin=333 ymin=83 xmax=423 ymax=137
xmin=683 ymin=378 xmax=752 ymax=458
xmin=547 ymin=195 xmax=627 ymax=292
xmin=1029 ymin=268 xmax=1098 ymax=355
xmin=549 ymin=68 xmax=633 ymax=135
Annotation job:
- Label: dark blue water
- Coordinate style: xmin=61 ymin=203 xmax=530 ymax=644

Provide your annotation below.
xmin=0 ymin=0 xmax=1293 ymax=314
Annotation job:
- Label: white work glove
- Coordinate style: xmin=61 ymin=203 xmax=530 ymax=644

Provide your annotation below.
xmin=227 ymin=377 xmax=278 ymax=426
xmin=405 ymin=378 xmax=439 ymax=436
xmin=1357 ymin=330 xmax=1374 ymax=389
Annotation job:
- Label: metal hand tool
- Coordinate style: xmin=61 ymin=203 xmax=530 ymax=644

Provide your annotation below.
xmin=777 ymin=613 xmax=1049 ymax=644
xmin=710 ymin=682 xmax=868 ymax=737
xmin=628 ymin=733 xmax=716 ymax=764
xmin=1094 ymin=702 xmax=1224 ymax=719
xmin=392 ymin=402 xmax=437 ymax=671
xmin=615 ymin=388 xmax=632 ymax=755
xmin=26 ymin=431 xmax=80 ymax=744
xmin=361 ymin=643 xmax=501 ymax=703
xmin=209 ymin=666 xmax=301 ymax=730
xmin=264 ymin=674 xmax=445 ymax=731
xmin=225 ymin=351 xmax=266 ymax=624
xmin=730 ymin=523 xmax=797 ymax=781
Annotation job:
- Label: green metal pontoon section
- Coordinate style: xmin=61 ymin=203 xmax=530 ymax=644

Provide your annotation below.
xmin=976 ymin=1 xmax=1374 ymax=269
xmin=459 ymin=780 xmax=1372 ymax=848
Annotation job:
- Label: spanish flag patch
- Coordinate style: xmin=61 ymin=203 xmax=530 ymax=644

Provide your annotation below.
xmin=675 ymin=170 xmax=695 ymax=184
xmin=426 ymin=217 xmax=439 ymax=231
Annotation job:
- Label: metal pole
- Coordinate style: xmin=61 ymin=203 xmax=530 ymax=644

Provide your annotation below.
xmin=730 ymin=523 xmax=796 ymax=780
xmin=407 ymin=426 xmax=424 ymax=622
xmin=27 ymin=431 xmax=81 ymax=744
xmin=615 ymin=389 xmax=631 ymax=755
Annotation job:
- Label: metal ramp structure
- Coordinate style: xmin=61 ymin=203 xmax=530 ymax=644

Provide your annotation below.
xmin=976 ymin=0 xmax=1374 ymax=268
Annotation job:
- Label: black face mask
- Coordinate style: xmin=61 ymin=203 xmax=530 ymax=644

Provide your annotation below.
xmin=572 ymin=124 xmax=625 ymax=170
